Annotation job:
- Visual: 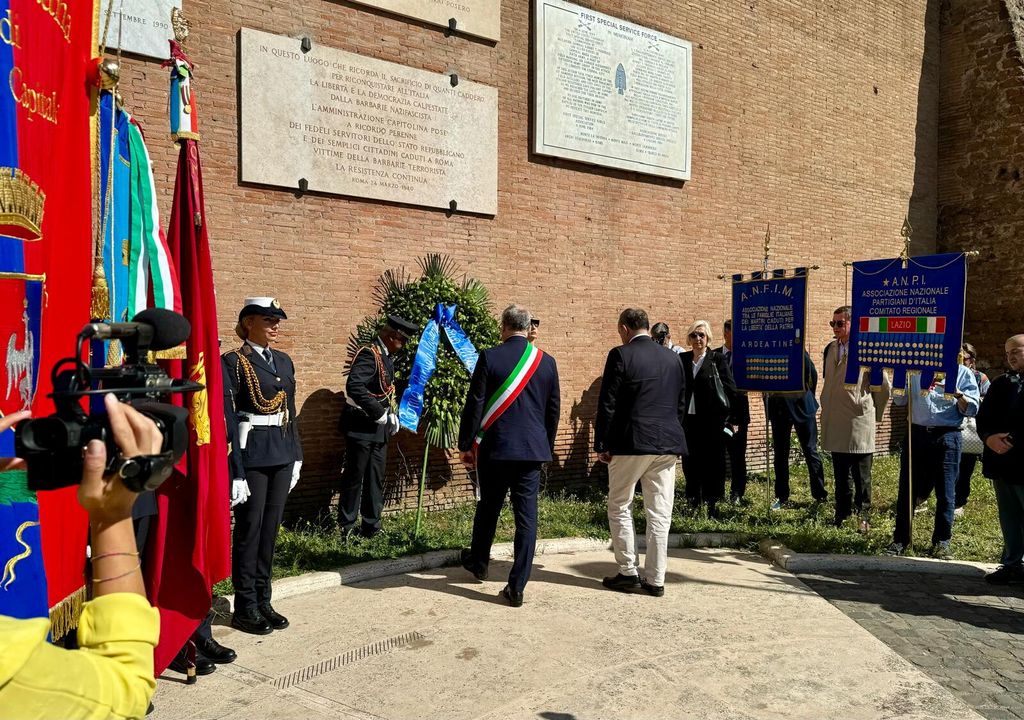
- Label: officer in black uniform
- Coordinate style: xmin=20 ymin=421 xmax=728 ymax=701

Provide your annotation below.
xmin=222 ymin=297 xmax=302 ymax=635
xmin=340 ymin=315 xmax=417 ymax=539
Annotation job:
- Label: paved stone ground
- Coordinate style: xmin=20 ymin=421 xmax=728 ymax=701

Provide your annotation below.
xmin=798 ymin=570 xmax=1024 ymax=720
xmin=151 ymin=549 xmax=981 ymax=720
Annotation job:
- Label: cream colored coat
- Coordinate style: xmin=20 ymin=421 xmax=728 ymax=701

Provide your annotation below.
xmin=819 ymin=340 xmax=891 ymax=454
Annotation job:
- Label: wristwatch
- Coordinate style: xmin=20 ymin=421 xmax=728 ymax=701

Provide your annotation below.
xmin=110 ymin=451 xmax=176 ymax=492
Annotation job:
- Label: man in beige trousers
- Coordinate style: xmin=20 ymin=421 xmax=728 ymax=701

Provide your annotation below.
xmin=820 ymin=305 xmax=891 ymax=530
xmin=594 ymin=308 xmax=688 ymax=597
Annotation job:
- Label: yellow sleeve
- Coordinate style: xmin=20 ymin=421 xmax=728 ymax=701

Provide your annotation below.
xmin=1 ymin=594 xmax=159 ymax=720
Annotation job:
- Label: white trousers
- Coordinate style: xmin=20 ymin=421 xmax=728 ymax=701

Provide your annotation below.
xmin=606 ymin=454 xmax=677 ymax=586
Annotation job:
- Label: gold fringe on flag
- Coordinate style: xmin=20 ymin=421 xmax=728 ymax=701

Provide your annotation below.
xmin=48 ymin=585 xmax=86 ymax=641
xmin=90 ymin=254 xmax=109 ymax=321
xmin=151 ymin=344 xmax=187 ymax=360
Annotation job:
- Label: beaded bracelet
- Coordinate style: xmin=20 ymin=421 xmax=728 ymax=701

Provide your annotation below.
xmin=92 ymin=562 xmax=142 ymax=584
xmin=92 ymin=551 xmax=139 ymax=561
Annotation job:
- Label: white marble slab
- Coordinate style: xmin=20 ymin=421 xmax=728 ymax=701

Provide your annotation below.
xmin=347 ymin=0 xmax=500 ymax=42
xmin=239 ymin=28 xmax=498 ymax=215
xmin=533 ymin=0 xmax=692 ymax=180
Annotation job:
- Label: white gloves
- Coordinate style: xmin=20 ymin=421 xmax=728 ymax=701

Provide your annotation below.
xmin=375 ymin=410 xmax=400 ymax=436
xmin=231 ymin=479 xmax=250 ymax=507
xmin=290 ymin=460 xmax=302 ymax=492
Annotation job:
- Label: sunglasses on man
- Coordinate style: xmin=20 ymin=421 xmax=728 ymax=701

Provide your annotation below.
xmin=829 ymin=320 xmax=847 ymax=328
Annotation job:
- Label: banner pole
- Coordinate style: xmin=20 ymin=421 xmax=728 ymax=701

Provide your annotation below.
xmin=414 ymin=441 xmax=429 ymax=537
xmin=763 ymin=393 xmax=772 ymax=519
xmin=906 ymin=376 xmax=914 ymax=553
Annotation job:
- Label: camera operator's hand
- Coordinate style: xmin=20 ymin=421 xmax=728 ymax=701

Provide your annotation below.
xmin=0 ymin=409 xmax=30 ymax=472
xmin=78 ymin=394 xmax=162 ymax=526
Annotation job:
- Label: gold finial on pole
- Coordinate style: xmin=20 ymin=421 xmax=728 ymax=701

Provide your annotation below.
xmin=899 ymin=215 xmax=913 ymax=268
xmin=171 ymin=7 xmax=191 ymax=43
xmin=763 ymin=223 xmax=771 ymax=274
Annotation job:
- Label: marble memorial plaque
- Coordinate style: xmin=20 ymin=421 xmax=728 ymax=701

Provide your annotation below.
xmin=98 ymin=0 xmax=181 ymax=60
xmin=239 ymin=29 xmax=498 ymax=215
xmin=347 ymin=0 xmax=500 ymax=42
xmin=533 ymin=0 xmax=692 ymax=180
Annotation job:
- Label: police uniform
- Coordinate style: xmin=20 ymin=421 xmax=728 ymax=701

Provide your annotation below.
xmin=222 ymin=297 xmax=302 ymax=634
xmin=339 ymin=315 xmax=417 ymax=537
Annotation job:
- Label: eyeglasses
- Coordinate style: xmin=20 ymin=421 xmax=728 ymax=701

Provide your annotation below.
xmin=829 ymin=320 xmax=847 ymax=328
xmin=688 ymin=332 xmax=706 ymax=339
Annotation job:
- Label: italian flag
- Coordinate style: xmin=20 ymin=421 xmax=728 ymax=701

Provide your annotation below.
xmin=474 ymin=343 xmax=543 ymax=446
xmin=859 ymin=316 xmax=946 ymax=334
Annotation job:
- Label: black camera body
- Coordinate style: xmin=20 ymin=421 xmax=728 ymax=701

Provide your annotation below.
xmin=15 ymin=309 xmax=199 ymax=493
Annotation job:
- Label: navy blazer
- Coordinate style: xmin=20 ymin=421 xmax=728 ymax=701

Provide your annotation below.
xmin=457 ymin=336 xmax=560 ymax=462
xmin=222 ymin=343 xmax=303 ymax=473
xmin=766 ymin=350 xmax=819 ymax=424
xmin=594 ymin=335 xmax=688 ymax=456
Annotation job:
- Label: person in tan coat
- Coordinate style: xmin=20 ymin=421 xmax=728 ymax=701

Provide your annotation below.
xmin=820 ymin=305 xmax=891 ymax=530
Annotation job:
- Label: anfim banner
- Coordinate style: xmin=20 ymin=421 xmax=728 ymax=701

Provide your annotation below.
xmin=731 ymin=268 xmax=808 ymax=393
xmin=846 ymin=253 xmax=968 ymax=393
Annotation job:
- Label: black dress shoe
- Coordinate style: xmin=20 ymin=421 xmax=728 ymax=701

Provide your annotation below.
xmin=231 ymin=608 xmax=272 ymax=635
xmin=460 ymin=548 xmax=488 ymax=581
xmin=359 ymin=525 xmax=382 ymax=539
xmin=259 ymin=603 xmax=289 ymax=630
xmin=195 ymin=636 xmax=237 ymax=664
xmin=602 ymin=573 xmax=641 ymax=592
xmin=500 ymin=585 xmax=524 ymax=607
xmin=169 ymin=651 xmax=216 ymax=676
xmin=640 ymin=580 xmax=665 ymax=597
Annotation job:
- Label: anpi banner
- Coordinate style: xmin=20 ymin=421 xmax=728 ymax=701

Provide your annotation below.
xmin=847 ymin=253 xmax=968 ymax=393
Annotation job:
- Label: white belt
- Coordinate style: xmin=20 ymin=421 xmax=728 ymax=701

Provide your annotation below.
xmin=239 ymin=412 xmax=285 ymax=427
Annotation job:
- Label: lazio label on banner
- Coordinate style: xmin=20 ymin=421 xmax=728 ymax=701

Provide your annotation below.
xmin=846 ymin=253 xmax=967 ymax=392
xmin=731 ymin=269 xmax=808 ymax=393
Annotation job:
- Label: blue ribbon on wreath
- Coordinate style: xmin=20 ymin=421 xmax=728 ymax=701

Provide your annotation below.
xmin=398 ymin=303 xmax=479 ymax=432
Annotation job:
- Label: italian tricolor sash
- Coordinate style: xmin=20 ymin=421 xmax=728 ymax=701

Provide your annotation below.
xmin=474 ymin=343 xmax=543 ymax=446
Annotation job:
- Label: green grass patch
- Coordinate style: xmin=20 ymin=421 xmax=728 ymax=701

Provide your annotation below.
xmin=213 ymin=454 xmax=1003 ymax=597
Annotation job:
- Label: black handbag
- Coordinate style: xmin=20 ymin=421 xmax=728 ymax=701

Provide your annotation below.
xmin=708 ymin=353 xmax=731 ymax=414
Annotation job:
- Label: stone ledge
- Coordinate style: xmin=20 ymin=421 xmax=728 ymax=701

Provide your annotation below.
xmin=214 ymin=533 xmax=998 ymax=612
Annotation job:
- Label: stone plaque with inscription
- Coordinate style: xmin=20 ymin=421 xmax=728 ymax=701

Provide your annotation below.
xmin=99 ymin=0 xmax=181 ymax=60
xmin=533 ymin=0 xmax=692 ymax=180
xmin=240 ymin=29 xmax=498 ymax=215
xmin=347 ymin=0 xmax=500 ymax=42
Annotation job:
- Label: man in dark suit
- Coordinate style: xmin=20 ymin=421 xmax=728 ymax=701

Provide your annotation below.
xmin=595 ymin=308 xmax=687 ymax=597
xmin=766 ymin=350 xmax=827 ymax=506
xmin=458 ymin=304 xmax=560 ymax=607
xmin=339 ymin=315 xmax=417 ymax=539
xmin=717 ymin=319 xmax=750 ymax=504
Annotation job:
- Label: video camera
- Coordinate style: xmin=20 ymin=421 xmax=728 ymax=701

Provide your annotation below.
xmin=15 ymin=308 xmax=202 ymax=493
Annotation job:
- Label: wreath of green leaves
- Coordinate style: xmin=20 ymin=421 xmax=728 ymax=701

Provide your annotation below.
xmin=347 ymin=254 xmax=500 ymax=449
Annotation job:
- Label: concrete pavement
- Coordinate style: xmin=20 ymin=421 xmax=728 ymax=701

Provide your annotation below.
xmin=151 ymin=548 xmax=983 ymax=720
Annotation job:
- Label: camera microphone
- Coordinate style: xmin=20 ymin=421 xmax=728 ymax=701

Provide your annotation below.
xmin=84 ymin=308 xmax=191 ymax=352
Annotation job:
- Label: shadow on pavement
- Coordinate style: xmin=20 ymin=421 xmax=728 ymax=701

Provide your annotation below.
xmin=800 ymin=570 xmax=1024 ymax=636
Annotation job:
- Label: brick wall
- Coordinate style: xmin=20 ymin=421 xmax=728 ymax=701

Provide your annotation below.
xmin=113 ymin=0 xmax=938 ymax=522
xmin=937 ymin=0 xmax=1024 ymax=375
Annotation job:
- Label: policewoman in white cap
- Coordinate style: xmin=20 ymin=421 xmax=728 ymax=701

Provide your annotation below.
xmin=222 ymin=297 xmax=302 ymax=635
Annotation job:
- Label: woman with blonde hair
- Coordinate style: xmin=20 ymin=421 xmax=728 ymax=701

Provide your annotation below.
xmin=679 ymin=320 xmax=738 ymax=517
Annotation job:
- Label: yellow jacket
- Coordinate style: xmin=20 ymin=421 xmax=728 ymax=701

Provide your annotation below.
xmin=0 ymin=593 xmax=159 ymax=720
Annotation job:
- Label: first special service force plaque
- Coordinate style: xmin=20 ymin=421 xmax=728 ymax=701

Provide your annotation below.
xmin=533 ymin=0 xmax=692 ymax=180
xmin=240 ymin=28 xmax=498 ymax=214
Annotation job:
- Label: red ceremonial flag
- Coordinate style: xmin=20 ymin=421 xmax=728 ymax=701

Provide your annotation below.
xmin=144 ymin=41 xmax=231 ymax=673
